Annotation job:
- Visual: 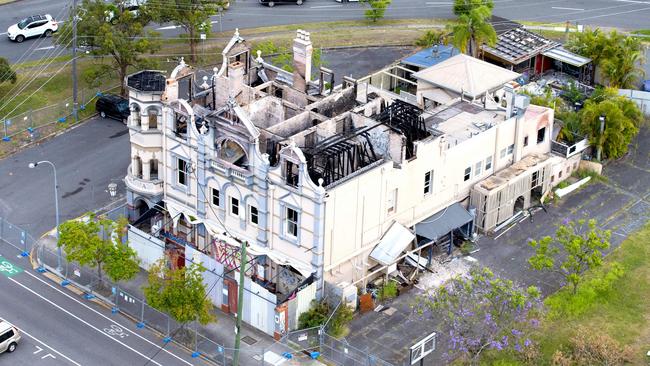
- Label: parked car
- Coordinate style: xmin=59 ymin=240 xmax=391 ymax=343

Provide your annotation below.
xmin=7 ymin=14 xmax=58 ymax=43
xmin=0 ymin=321 xmax=20 ymax=354
xmin=259 ymin=0 xmax=304 ymax=7
xmin=96 ymin=94 xmax=130 ymax=124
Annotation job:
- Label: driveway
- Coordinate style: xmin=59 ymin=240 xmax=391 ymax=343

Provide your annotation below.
xmin=346 ymin=126 xmax=650 ymax=365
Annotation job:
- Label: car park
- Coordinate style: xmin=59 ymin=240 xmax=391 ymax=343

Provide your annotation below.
xmin=7 ymin=14 xmax=58 ymax=43
xmin=259 ymin=0 xmax=304 ymax=7
xmin=0 ymin=321 xmax=20 ymax=354
xmin=95 ymin=94 xmax=130 ymax=124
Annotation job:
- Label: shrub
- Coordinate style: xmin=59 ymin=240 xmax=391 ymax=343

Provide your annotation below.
xmin=378 ymin=280 xmax=398 ymax=300
xmin=298 ymin=300 xmax=329 ymax=329
xmin=298 ymin=300 xmax=355 ymax=339
xmin=551 ymin=327 xmax=634 ymax=365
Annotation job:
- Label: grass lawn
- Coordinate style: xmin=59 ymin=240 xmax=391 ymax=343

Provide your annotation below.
xmin=485 ymin=221 xmax=650 ymax=365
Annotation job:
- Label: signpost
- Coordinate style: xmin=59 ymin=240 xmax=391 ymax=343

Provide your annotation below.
xmin=409 ymin=332 xmax=436 ymax=366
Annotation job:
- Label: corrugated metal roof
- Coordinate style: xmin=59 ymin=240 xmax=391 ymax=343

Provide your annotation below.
xmin=482 ymin=27 xmax=559 ymax=65
xmin=402 ymin=45 xmax=460 ymax=69
xmin=415 ymin=203 xmax=474 ymax=241
xmin=369 ymin=222 xmax=416 ymax=266
xmin=542 ymin=47 xmax=592 ymax=67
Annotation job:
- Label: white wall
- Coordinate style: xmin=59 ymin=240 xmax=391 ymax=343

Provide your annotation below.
xmin=618 ymin=89 xmax=650 ymax=116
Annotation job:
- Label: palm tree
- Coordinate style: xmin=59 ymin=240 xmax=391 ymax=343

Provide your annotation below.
xmin=449 ymin=4 xmax=497 ymax=58
xmin=600 ymin=36 xmax=646 ymax=89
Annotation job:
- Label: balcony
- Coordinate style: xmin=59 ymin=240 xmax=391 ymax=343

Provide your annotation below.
xmin=125 ymin=173 xmax=164 ymax=195
xmin=129 ymin=126 xmax=162 ymax=148
xmin=210 ymin=159 xmax=253 ymax=184
xmin=551 ymin=137 xmax=589 ymax=158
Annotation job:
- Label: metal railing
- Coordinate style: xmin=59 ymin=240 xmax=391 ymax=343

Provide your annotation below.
xmin=1 ymin=85 xmax=119 ymax=155
xmin=0 ymin=212 xmax=394 ymax=366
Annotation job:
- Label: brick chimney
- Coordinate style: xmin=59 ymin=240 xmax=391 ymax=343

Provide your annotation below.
xmin=292 ymin=29 xmax=313 ymax=93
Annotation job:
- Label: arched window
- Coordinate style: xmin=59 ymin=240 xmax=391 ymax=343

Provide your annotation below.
xmin=218 ymin=139 xmax=248 ymax=168
xmin=147 ymin=107 xmax=159 ymax=130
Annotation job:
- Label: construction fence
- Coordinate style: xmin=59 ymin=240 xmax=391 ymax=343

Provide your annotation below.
xmin=1 ymin=85 xmax=119 ymax=150
xmin=0 ymin=209 xmax=395 ymax=366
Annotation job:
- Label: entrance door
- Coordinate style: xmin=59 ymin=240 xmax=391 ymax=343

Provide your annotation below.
xmin=226 ymin=278 xmax=238 ymax=314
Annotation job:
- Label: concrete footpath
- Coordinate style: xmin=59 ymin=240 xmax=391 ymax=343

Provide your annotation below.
xmin=35 ymin=234 xmax=300 ymax=366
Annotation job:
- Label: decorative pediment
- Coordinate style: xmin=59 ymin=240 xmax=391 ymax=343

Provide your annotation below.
xmin=279 ymin=191 xmax=300 ymax=208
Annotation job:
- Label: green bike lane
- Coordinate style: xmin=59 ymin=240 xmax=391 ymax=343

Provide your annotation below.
xmin=0 ymin=245 xmax=211 ymax=366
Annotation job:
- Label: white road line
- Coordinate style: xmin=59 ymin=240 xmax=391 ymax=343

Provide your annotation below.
xmin=24 ymin=271 xmax=193 ymax=366
xmin=310 ymin=4 xmax=342 ymax=8
xmin=425 ymin=1 xmax=452 ymax=4
xmin=7 ymin=277 xmax=163 ymax=366
xmin=35 ymin=46 xmax=56 ymax=51
xmin=0 ymin=32 xmax=7 ymax=36
xmin=551 ymin=6 xmax=584 ymax=11
xmin=156 ymin=25 xmax=179 ymax=30
xmin=0 ymin=316 xmax=82 ymax=366
xmin=616 ymin=0 xmax=650 ymax=4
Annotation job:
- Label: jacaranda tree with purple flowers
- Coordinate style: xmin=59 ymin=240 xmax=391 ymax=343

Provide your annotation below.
xmin=414 ymin=267 xmax=543 ymax=365
xmin=529 ymin=218 xmax=611 ymax=295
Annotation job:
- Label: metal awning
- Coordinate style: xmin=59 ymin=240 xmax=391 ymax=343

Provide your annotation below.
xmin=415 ymin=203 xmax=474 ymax=241
xmin=542 ymin=47 xmax=591 ymax=68
xmin=369 ymin=222 xmax=416 ymax=266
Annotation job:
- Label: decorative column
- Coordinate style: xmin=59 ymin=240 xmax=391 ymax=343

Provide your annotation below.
xmin=141 ymin=113 xmax=150 ymax=132
xmin=132 ymin=157 xmax=140 ymax=177
xmin=142 ymin=160 xmax=151 ymax=181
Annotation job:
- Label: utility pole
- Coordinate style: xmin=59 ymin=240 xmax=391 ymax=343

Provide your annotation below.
xmin=596 ymin=115 xmax=605 ymax=161
xmin=72 ymin=0 xmax=78 ymax=123
xmin=232 ymin=241 xmax=247 ymax=366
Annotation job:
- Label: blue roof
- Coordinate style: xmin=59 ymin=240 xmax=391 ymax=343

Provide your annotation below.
xmin=402 ymin=44 xmax=461 ymax=69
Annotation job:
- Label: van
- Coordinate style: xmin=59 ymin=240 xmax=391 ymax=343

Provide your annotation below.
xmin=0 ymin=321 xmax=20 ymax=354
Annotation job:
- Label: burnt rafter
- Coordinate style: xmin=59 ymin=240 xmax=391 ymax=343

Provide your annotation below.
xmin=377 ymin=99 xmax=428 ymax=159
xmin=305 ymin=132 xmax=379 ymax=187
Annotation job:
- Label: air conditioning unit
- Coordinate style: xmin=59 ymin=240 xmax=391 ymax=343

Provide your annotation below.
xmin=333 ymin=281 xmax=358 ymax=311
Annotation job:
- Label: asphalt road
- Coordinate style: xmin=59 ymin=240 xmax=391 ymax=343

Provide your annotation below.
xmin=0 ymin=116 xmax=130 ymax=238
xmin=0 ymin=241 xmax=208 ymax=365
xmin=2 ymin=0 xmax=650 ymax=63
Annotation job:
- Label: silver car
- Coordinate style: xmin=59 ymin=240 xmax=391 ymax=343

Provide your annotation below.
xmin=0 ymin=321 xmax=20 ymax=354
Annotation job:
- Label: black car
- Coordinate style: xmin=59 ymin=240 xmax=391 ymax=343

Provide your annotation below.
xmin=259 ymin=0 xmax=303 ymax=6
xmin=96 ymin=94 xmax=129 ymax=124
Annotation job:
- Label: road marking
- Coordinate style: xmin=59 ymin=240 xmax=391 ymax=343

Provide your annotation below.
xmin=551 ymin=6 xmax=584 ymax=10
xmin=0 ymin=316 xmax=81 ymax=366
xmin=0 ymin=32 xmax=6 ymax=36
xmin=24 ymin=271 xmax=193 ymax=366
xmin=310 ymin=4 xmax=342 ymax=8
xmin=425 ymin=1 xmax=452 ymax=4
xmin=616 ymin=0 xmax=650 ymax=3
xmin=156 ymin=25 xmax=179 ymax=30
xmin=7 ymin=277 xmax=164 ymax=366
xmin=35 ymin=46 xmax=56 ymax=51
xmin=0 ymin=256 xmax=23 ymax=277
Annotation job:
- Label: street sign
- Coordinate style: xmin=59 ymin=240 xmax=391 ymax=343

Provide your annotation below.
xmin=409 ymin=332 xmax=436 ymax=365
xmin=0 ymin=256 xmax=23 ymax=277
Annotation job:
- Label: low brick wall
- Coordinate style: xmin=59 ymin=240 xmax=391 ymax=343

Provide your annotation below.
xmin=579 ymin=160 xmax=603 ymax=175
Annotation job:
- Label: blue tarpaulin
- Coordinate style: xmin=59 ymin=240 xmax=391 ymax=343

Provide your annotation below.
xmin=402 ymin=44 xmax=460 ymax=69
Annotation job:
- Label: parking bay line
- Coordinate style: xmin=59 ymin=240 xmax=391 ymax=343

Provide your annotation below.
xmin=310 ymin=4 xmax=342 ymax=8
xmin=7 ymin=276 xmax=164 ymax=366
xmin=0 ymin=316 xmax=82 ymax=366
xmin=23 ymin=270 xmax=193 ymax=366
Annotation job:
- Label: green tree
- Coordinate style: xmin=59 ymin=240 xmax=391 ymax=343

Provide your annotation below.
xmin=55 ymin=0 xmax=161 ymax=96
xmin=362 ymin=0 xmax=391 ymax=23
xmin=580 ymin=88 xmax=642 ymax=159
xmin=143 ymin=259 xmax=215 ymax=324
xmin=566 ymin=29 xmax=645 ymax=88
xmin=453 ymin=0 xmax=494 ymax=15
xmin=449 ymin=2 xmax=497 ymax=58
xmin=414 ymin=29 xmax=448 ymax=48
xmin=148 ymin=0 xmax=226 ymax=63
xmin=104 ymin=216 xmax=140 ymax=283
xmin=600 ymin=36 xmax=645 ymax=89
xmin=58 ymin=214 xmax=139 ymax=283
xmin=529 ymin=219 xmax=611 ymax=295
xmin=414 ymin=267 xmax=543 ymax=364
xmin=0 ymin=58 xmax=17 ymax=85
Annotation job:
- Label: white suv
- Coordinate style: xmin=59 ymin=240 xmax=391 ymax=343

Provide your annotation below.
xmin=7 ymin=14 xmax=58 ymax=43
xmin=0 ymin=321 xmax=20 ymax=354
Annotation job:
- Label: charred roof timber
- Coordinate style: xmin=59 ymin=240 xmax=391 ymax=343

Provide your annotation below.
xmin=377 ymin=100 xmax=428 ymax=159
xmin=127 ymin=71 xmax=167 ymax=93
